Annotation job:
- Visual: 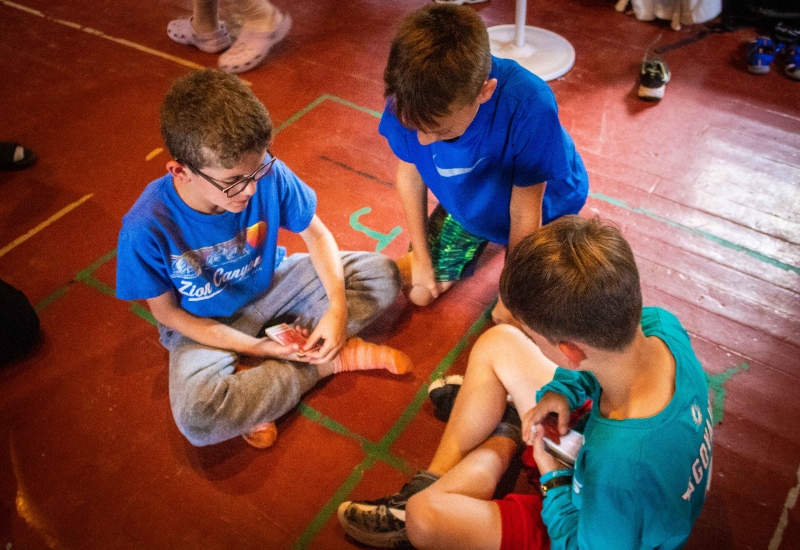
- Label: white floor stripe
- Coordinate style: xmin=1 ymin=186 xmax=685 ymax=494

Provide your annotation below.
xmin=2 ymin=0 xmax=203 ymax=70
xmin=769 ymin=463 xmax=800 ymax=550
xmin=1 ymin=1 xmax=253 ymax=83
xmin=0 ymin=194 xmax=94 ymax=258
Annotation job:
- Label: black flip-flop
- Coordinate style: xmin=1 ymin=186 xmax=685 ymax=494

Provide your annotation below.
xmin=0 ymin=142 xmax=37 ymax=171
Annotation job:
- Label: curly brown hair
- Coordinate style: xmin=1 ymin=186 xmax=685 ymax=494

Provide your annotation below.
xmin=160 ymin=69 xmax=273 ymax=169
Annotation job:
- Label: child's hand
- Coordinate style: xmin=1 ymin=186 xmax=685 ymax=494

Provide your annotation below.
xmin=521 ymin=391 xmax=571 ymax=446
xmin=301 ymin=310 xmax=347 ymax=364
xmin=530 ymin=424 xmax=566 ymax=476
xmin=410 ymin=257 xmax=440 ymax=299
xmin=250 ymin=337 xmax=311 ymax=362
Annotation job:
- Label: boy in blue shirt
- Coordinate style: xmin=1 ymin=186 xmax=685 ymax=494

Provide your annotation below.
xmin=382 ymin=4 xmax=588 ymax=321
xmin=116 ymin=69 xmax=410 ymax=449
xmin=339 ymin=216 xmax=712 ymax=549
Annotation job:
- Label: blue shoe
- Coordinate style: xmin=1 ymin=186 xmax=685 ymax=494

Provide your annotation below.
xmin=785 ymin=45 xmax=800 ymax=81
xmin=747 ymin=37 xmax=782 ymax=74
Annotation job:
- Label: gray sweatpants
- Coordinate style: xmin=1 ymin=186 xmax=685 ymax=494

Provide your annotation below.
xmin=158 ymin=251 xmax=401 ymax=447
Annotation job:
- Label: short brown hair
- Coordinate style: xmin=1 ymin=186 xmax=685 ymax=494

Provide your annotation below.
xmin=500 ymin=216 xmax=643 ymax=351
xmin=384 ymin=4 xmax=492 ymax=130
xmin=160 ymin=69 xmax=273 ymax=169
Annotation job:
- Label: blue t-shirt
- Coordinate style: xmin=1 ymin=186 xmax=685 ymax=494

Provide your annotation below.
xmin=379 ymin=56 xmax=589 ymax=244
xmin=116 ymin=160 xmax=316 ymax=317
xmin=537 ymin=307 xmax=712 ymax=550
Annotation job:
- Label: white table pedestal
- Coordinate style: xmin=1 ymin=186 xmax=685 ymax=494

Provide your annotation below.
xmin=487 ymin=0 xmax=575 ymax=81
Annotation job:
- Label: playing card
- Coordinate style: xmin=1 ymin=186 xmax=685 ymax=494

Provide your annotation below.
xmin=264 ymin=323 xmax=319 ymax=355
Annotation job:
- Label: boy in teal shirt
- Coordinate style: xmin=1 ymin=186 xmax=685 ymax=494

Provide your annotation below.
xmin=339 ymin=216 xmax=712 ymax=549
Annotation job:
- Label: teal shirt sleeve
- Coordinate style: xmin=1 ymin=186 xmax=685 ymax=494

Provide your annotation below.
xmin=536 ymin=368 xmax=599 ymax=410
xmin=540 ymin=481 xmax=580 ymax=550
xmin=542 ymin=474 xmax=647 ymax=550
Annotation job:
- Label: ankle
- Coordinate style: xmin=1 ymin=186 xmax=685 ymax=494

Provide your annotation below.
xmin=191 ymin=16 xmax=219 ymax=35
xmin=241 ymin=4 xmax=277 ymax=32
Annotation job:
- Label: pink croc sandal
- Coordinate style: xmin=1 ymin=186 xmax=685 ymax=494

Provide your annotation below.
xmin=218 ymin=9 xmax=292 ymax=74
xmin=167 ymin=17 xmax=232 ymax=53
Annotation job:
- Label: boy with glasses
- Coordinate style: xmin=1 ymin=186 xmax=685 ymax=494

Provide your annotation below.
xmin=116 ymin=69 xmax=410 ymax=449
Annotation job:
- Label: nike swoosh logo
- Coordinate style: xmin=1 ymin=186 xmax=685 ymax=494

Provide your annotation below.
xmin=433 ymin=156 xmax=486 ymax=177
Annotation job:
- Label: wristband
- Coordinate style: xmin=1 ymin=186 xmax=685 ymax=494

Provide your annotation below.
xmin=540 ymin=474 xmax=573 ymax=497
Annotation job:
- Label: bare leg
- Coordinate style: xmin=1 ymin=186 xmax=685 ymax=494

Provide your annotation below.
xmin=404 ymin=326 xmax=558 ymax=548
xmin=238 ymin=0 xmax=277 ymax=32
xmin=192 ymin=0 xmax=219 ymax=33
xmin=427 ymin=325 xmax=557 ymax=476
xmin=407 ymin=436 xmax=515 ymax=550
xmin=337 ymin=325 xmax=557 ymax=546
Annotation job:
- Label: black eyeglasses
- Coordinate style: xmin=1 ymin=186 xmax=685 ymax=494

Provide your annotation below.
xmin=183 ymin=151 xmax=277 ymax=197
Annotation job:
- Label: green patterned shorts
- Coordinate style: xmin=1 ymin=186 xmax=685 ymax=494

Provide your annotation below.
xmin=424 ymin=205 xmax=489 ymax=282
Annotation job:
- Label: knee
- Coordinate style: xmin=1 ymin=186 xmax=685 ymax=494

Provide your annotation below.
xmin=351 ymin=252 xmax=402 ymax=306
xmin=407 ymin=285 xmax=436 ymax=307
xmin=405 ymin=491 xmax=439 ymax=549
xmin=376 ymin=254 xmax=402 ymax=302
xmin=172 ymin=401 xmax=219 ymax=447
xmin=171 ymin=381 xmax=236 ymax=447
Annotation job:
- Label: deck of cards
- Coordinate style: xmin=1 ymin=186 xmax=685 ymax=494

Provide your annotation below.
xmin=537 ymin=411 xmax=585 ymax=467
xmin=543 ymin=429 xmax=585 ymax=467
xmin=264 ymin=323 xmax=319 ymax=356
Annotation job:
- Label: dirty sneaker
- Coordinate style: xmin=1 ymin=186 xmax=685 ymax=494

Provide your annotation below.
xmin=427 ymin=374 xmax=464 ymax=421
xmin=638 ymin=57 xmax=671 ymax=101
xmin=337 ymin=470 xmax=439 ymax=548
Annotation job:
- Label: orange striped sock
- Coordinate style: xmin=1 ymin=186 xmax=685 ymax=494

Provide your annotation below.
xmin=333 ymin=337 xmax=412 ymax=375
xmin=242 ymin=421 xmax=278 ymax=449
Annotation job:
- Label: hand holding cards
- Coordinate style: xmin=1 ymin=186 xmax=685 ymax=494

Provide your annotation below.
xmin=543 ymin=429 xmax=585 ymax=467
xmin=264 ymin=323 xmax=320 ymax=357
xmin=536 ymin=406 xmax=589 ymax=467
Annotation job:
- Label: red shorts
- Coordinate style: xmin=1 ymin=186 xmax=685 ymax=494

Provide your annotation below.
xmin=495 ymin=492 xmax=551 ymax=550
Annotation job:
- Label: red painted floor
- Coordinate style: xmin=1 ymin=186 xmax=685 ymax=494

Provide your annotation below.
xmin=1 ymin=0 xmax=798 ymax=548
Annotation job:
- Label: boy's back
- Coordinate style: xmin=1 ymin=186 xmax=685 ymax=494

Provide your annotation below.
xmin=542 ymin=307 xmax=712 ymax=548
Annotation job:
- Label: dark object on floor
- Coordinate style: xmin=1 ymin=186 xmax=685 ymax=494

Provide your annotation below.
xmin=0 ymin=279 xmax=41 ymax=366
xmin=772 ymin=21 xmax=800 ymax=45
xmin=639 ymin=57 xmax=671 ymax=101
xmin=785 ymin=44 xmax=800 ymax=79
xmin=0 ymin=142 xmax=37 ymax=171
xmin=723 ymin=0 xmax=800 ymax=30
